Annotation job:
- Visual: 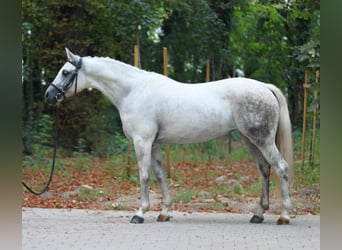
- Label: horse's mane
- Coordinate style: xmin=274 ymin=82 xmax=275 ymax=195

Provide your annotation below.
xmin=87 ymin=56 xmax=149 ymax=74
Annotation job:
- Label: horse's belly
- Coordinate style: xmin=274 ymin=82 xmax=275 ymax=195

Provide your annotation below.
xmin=156 ymin=130 xmax=231 ymax=144
xmin=155 ymin=115 xmax=235 ymax=144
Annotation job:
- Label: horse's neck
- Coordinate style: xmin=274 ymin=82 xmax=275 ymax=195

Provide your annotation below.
xmin=84 ymin=57 xmax=145 ymax=108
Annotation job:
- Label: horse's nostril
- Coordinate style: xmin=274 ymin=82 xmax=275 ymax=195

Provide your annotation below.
xmin=56 ymin=93 xmax=62 ymax=100
xmin=45 ymin=92 xmax=49 ymax=99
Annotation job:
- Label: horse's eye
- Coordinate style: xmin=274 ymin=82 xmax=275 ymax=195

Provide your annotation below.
xmin=62 ymin=69 xmax=69 ymax=76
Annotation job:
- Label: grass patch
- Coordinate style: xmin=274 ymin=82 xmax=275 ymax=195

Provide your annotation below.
xmin=72 ymin=152 xmax=93 ymax=172
xmin=166 ymin=133 xmax=250 ymax=164
xmin=173 ymin=189 xmax=197 ymax=203
xmin=110 ymin=203 xmax=129 ymax=211
xmin=293 ymin=163 xmax=320 ymax=191
xmin=206 ymin=186 xmax=232 ymax=198
xmin=233 ymin=184 xmax=242 ymax=194
xmin=128 ymin=175 xmax=140 ymax=185
xmin=78 ymin=186 xmax=104 ymax=201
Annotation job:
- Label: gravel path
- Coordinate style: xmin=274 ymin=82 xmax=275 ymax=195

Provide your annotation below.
xmin=22 ymin=208 xmax=320 ymax=250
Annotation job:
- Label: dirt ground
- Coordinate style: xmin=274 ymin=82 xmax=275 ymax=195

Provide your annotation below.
xmin=22 ymin=159 xmax=320 ymax=216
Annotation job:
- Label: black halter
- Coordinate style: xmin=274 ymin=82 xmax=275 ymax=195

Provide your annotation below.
xmin=50 ymin=57 xmax=83 ymax=103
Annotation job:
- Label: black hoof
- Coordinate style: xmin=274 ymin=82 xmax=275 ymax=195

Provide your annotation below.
xmin=130 ymin=215 xmax=144 ymax=224
xmin=250 ymin=215 xmax=264 ymax=224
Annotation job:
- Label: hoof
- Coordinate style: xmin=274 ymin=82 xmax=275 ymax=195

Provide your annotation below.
xmin=250 ymin=215 xmax=264 ymax=224
xmin=130 ymin=215 xmax=144 ymax=224
xmin=276 ymin=217 xmax=290 ymax=225
xmin=157 ymin=214 xmax=170 ymax=222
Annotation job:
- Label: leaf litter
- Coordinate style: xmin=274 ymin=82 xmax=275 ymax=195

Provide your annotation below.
xmin=22 ymin=159 xmax=320 ymax=216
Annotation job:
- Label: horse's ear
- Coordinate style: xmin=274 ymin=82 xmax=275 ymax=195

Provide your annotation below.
xmin=65 ymin=48 xmax=78 ymax=63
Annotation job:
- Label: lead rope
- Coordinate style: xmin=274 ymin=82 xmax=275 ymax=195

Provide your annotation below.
xmin=22 ymin=106 xmax=59 ymax=195
xmin=23 ymin=58 xmax=81 ymax=195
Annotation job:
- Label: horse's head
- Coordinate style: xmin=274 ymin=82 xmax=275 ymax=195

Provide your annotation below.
xmin=45 ymin=48 xmax=84 ymax=105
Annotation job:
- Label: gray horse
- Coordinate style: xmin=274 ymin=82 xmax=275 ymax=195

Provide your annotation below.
xmin=45 ymin=48 xmax=293 ymax=225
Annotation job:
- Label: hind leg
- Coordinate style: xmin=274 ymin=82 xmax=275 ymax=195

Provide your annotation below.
xmin=258 ymin=143 xmax=292 ymax=225
xmin=242 ymin=136 xmax=271 ymax=223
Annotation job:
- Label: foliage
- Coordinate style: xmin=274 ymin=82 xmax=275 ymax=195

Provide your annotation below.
xmin=34 ymin=114 xmax=54 ymax=145
xmin=22 ymin=0 xmax=164 ymax=156
xmin=230 ymin=2 xmax=289 ymax=87
xmin=228 ymin=1 xmax=320 ymax=127
xmin=293 ymin=12 xmax=320 ymax=69
xmin=145 ymin=0 xmax=243 ymax=82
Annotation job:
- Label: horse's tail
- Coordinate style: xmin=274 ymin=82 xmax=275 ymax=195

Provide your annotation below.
xmin=266 ymin=84 xmax=293 ymax=172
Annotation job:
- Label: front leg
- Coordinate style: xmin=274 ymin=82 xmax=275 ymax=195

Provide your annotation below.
xmin=151 ymin=144 xmax=172 ymax=222
xmin=130 ymin=137 xmax=153 ymax=224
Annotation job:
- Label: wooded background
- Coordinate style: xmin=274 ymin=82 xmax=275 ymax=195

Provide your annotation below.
xmin=22 ymin=0 xmax=320 ymax=157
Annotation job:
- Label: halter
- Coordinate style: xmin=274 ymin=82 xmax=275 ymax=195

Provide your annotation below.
xmin=50 ymin=57 xmax=83 ymax=103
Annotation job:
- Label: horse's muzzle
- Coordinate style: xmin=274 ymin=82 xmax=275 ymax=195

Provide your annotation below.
xmin=45 ymin=85 xmax=64 ymax=105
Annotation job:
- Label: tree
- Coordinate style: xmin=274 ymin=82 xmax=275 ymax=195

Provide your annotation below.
xmin=22 ymin=0 xmax=164 ymax=155
xmin=230 ymin=2 xmax=289 ymax=86
xmin=154 ymin=0 xmax=235 ymax=82
xmin=284 ymin=0 xmax=320 ymax=127
xmin=229 ymin=0 xmax=320 ymax=127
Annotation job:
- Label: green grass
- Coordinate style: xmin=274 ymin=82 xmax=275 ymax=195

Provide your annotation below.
xmin=233 ymin=184 xmax=242 ymax=194
xmin=173 ymin=189 xmax=197 ymax=203
xmin=128 ymin=175 xmax=140 ymax=185
xmin=291 ymin=127 xmax=320 ymax=190
xmin=292 ymin=163 xmax=320 ymax=191
xmin=165 ymin=135 xmax=250 ymax=164
xmin=203 ymin=186 xmax=233 ymax=200
xmin=78 ymin=186 xmax=105 ymax=201
xmin=244 ymin=182 xmax=261 ymax=196
xmin=109 ymin=203 xmax=129 ymax=211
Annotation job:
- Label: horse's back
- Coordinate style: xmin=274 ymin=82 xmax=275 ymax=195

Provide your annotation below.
xmin=145 ymin=77 xmax=278 ymax=144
